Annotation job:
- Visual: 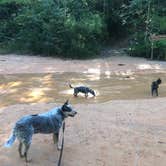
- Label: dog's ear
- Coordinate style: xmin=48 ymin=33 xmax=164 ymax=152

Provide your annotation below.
xmin=157 ymin=78 xmax=162 ymax=84
xmin=64 ymin=99 xmax=69 ymax=105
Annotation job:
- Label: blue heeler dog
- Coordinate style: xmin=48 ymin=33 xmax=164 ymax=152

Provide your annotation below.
xmin=69 ymin=84 xmax=96 ymax=97
xmin=4 ymin=100 xmax=77 ymax=162
xmin=151 ymin=78 xmax=162 ymax=96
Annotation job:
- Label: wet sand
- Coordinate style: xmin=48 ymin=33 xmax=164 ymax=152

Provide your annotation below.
xmin=0 ymin=53 xmax=166 ymax=74
xmin=0 ymin=53 xmax=166 ymax=166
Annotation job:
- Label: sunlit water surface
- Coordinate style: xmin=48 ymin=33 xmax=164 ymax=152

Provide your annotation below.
xmin=0 ymin=72 xmax=166 ymax=108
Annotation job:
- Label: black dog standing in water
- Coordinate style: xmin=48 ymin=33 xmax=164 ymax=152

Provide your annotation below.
xmin=4 ymin=100 xmax=77 ymax=162
xmin=151 ymin=78 xmax=162 ymax=96
xmin=69 ymin=84 xmax=96 ymax=97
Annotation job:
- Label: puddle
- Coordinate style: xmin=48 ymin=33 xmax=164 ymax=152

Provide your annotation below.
xmin=0 ymin=72 xmax=166 ymax=108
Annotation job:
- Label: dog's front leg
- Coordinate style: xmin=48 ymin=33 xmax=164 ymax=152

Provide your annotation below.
xmin=53 ymin=132 xmax=62 ymax=150
xmin=151 ymin=89 xmax=154 ymax=96
xmin=53 ymin=133 xmax=58 ymax=144
xmin=74 ymin=93 xmax=78 ymax=97
xmin=156 ymin=89 xmax=159 ymax=96
xmin=57 ymin=126 xmax=64 ymax=151
xmin=52 ymin=133 xmax=62 ymax=150
xmin=57 ymin=133 xmax=62 ymax=151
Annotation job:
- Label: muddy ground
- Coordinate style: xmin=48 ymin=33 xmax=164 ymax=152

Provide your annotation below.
xmin=0 ymin=53 xmax=166 ymax=166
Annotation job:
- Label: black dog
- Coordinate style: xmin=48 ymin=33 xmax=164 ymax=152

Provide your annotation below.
xmin=151 ymin=78 xmax=162 ymax=96
xmin=4 ymin=100 xmax=77 ymax=162
xmin=69 ymin=84 xmax=96 ymax=97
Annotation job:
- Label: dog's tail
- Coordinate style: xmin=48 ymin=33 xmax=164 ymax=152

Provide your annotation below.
xmin=69 ymin=83 xmax=74 ymax=88
xmin=4 ymin=131 xmax=16 ymax=148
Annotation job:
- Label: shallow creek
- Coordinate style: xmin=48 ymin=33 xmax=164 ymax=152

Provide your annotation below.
xmin=0 ymin=72 xmax=166 ymax=108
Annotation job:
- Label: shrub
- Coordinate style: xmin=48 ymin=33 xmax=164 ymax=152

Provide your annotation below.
xmin=0 ymin=0 xmax=105 ymax=59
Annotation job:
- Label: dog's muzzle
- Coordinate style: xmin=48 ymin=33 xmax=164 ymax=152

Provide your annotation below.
xmin=70 ymin=111 xmax=77 ymax=117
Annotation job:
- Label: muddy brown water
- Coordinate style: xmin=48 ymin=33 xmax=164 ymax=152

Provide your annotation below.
xmin=0 ymin=72 xmax=166 ymax=108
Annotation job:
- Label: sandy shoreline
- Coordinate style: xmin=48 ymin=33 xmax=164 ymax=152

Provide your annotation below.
xmin=0 ymin=99 xmax=166 ymax=166
xmin=0 ymin=53 xmax=166 ymax=74
xmin=0 ymin=54 xmax=166 ymax=166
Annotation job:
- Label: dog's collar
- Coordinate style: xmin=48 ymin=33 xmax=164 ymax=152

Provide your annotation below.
xmin=59 ymin=107 xmax=67 ymax=119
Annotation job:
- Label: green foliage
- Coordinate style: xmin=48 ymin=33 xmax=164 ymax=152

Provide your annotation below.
xmin=0 ymin=0 xmax=166 ymax=59
xmin=129 ymin=38 xmax=166 ymax=60
xmin=154 ymin=39 xmax=166 ymax=60
xmin=63 ymin=12 xmax=104 ymax=58
xmin=0 ymin=0 xmax=105 ymax=58
xmin=0 ymin=0 xmax=31 ymax=4
xmin=152 ymin=15 xmax=166 ymax=34
xmin=121 ymin=0 xmax=166 ymax=60
xmin=11 ymin=0 xmax=67 ymax=55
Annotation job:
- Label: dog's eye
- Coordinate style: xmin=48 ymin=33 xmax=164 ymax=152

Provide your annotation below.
xmin=66 ymin=108 xmax=72 ymax=112
xmin=63 ymin=105 xmax=72 ymax=112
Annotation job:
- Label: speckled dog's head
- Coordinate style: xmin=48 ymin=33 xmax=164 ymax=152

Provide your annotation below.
xmin=61 ymin=100 xmax=77 ymax=117
xmin=89 ymin=89 xmax=96 ymax=96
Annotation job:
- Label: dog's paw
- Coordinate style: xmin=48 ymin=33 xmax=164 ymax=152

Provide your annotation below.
xmin=25 ymin=158 xmax=32 ymax=163
xmin=57 ymin=145 xmax=62 ymax=151
xmin=20 ymin=154 xmax=24 ymax=158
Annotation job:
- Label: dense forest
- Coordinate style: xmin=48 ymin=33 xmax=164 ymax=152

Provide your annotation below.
xmin=0 ymin=0 xmax=166 ymax=59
